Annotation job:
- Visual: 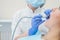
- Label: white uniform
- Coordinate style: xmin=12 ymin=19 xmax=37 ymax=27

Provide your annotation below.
xmin=11 ymin=6 xmax=43 ymax=39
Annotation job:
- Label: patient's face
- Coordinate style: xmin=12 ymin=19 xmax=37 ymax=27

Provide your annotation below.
xmin=43 ymin=9 xmax=60 ymax=40
xmin=45 ymin=8 xmax=60 ymax=29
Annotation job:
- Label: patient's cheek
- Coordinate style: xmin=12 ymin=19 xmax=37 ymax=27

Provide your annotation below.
xmin=44 ymin=18 xmax=55 ymax=28
xmin=51 ymin=9 xmax=60 ymax=19
xmin=44 ymin=17 xmax=60 ymax=29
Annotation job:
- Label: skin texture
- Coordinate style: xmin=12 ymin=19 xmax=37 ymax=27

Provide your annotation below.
xmin=43 ymin=8 xmax=60 ymax=40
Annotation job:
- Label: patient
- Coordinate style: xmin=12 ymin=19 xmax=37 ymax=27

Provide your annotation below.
xmin=43 ymin=8 xmax=60 ymax=40
xmin=18 ymin=8 xmax=60 ymax=40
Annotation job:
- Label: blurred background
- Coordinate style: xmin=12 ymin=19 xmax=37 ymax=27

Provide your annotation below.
xmin=0 ymin=0 xmax=60 ymax=40
xmin=0 ymin=0 xmax=60 ymax=19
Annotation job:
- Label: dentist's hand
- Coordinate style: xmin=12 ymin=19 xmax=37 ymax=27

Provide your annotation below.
xmin=28 ymin=9 xmax=52 ymax=36
xmin=28 ymin=14 xmax=45 ymax=36
xmin=44 ymin=9 xmax=52 ymax=19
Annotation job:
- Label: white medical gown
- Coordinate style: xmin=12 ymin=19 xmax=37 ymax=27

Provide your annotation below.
xmin=11 ymin=5 xmax=48 ymax=40
xmin=11 ymin=6 xmax=44 ymax=39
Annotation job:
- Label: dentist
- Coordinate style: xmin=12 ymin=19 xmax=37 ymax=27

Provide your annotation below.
xmin=11 ymin=0 xmax=45 ymax=40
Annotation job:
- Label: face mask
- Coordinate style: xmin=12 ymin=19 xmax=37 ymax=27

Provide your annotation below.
xmin=39 ymin=22 xmax=49 ymax=35
xmin=26 ymin=0 xmax=46 ymax=8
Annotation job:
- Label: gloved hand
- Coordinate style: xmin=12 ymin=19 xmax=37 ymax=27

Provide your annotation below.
xmin=44 ymin=9 xmax=52 ymax=19
xmin=28 ymin=14 xmax=45 ymax=36
xmin=28 ymin=9 xmax=52 ymax=36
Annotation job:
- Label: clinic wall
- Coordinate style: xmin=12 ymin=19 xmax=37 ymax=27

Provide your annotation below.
xmin=0 ymin=0 xmax=60 ymax=19
xmin=0 ymin=0 xmax=26 ymax=19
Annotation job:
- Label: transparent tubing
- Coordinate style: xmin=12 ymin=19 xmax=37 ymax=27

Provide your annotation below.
xmin=12 ymin=17 xmax=32 ymax=40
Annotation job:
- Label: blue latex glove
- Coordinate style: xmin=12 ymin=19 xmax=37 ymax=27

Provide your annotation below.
xmin=29 ymin=14 xmax=45 ymax=36
xmin=44 ymin=9 xmax=52 ymax=19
